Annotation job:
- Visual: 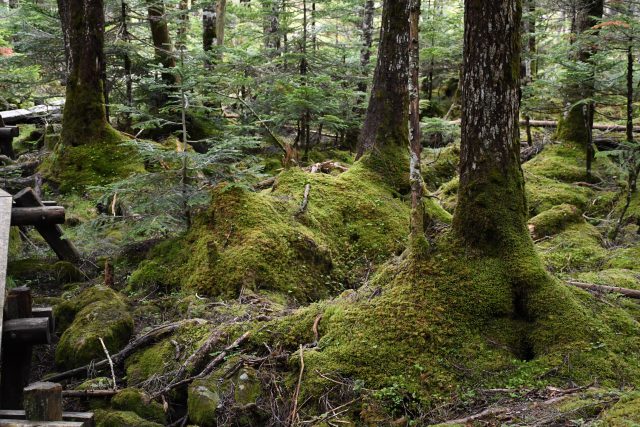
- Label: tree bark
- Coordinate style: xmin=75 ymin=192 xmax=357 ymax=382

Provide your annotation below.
xmin=263 ymin=0 xmax=280 ymax=51
xmin=556 ymin=0 xmax=603 ymax=179
xmin=409 ymin=0 xmax=424 ymax=239
xmin=358 ymin=0 xmax=375 ymax=95
xmin=356 ymin=0 xmax=410 ymax=159
xmin=147 ymin=0 xmax=177 ymax=84
xmin=453 ymin=0 xmax=525 ymax=248
xmin=57 ymin=0 xmax=109 ymax=147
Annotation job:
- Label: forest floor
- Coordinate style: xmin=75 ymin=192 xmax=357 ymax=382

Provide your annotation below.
xmin=4 ymin=124 xmax=640 ymax=426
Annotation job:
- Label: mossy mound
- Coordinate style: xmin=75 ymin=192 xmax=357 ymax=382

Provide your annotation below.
xmin=597 ymin=393 xmax=640 ymax=425
xmin=111 ymin=388 xmax=166 ymax=424
xmin=605 ymin=246 xmax=640 ymax=271
xmin=41 ymin=127 xmax=145 ymax=193
xmin=130 ymin=155 xmax=414 ymax=301
xmin=55 ymin=286 xmax=133 ymax=369
xmin=527 ymin=204 xmax=583 ymax=239
xmin=94 ymin=410 xmax=162 ymax=427
xmin=254 ymin=235 xmax=640 ymax=422
xmin=187 ymin=357 xmax=267 ymax=427
xmin=536 ymin=222 xmax=607 ymax=273
xmin=124 ymin=321 xmax=212 ymax=386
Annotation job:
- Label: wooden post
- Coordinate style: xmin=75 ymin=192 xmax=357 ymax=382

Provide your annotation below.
xmin=10 ymin=206 xmax=66 ymax=226
xmin=0 ymin=189 xmax=10 ymax=366
xmin=23 ymin=382 xmax=63 ymax=421
xmin=1 ymin=287 xmax=33 ymax=409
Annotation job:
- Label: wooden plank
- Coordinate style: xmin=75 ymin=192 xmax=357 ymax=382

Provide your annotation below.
xmin=31 ymin=308 xmax=55 ymax=334
xmin=0 ymin=101 xmax=64 ymax=125
xmin=0 ymin=189 xmax=11 ymax=366
xmin=0 ymin=128 xmax=19 ymax=138
xmin=3 ymin=318 xmax=50 ymax=345
xmin=11 ymin=207 xmax=65 ymax=226
xmin=0 ymin=411 xmax=93 ymax=427
xmin=12 ymin=189 xmax=80 ymax=262
xmin=0 ymin=420 xmax=84 ymax=426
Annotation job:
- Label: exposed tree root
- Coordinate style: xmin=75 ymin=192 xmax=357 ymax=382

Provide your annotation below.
xmin=566 ymin=280 xmax=640 ymax=299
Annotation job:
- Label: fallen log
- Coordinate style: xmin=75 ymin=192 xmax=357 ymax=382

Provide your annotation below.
xmin=566 ymin=280 xmax=640 ymax=299
xmin=0 ymin=101 xmax=64 ymax=125
xmin=11 ymin=207 xmax=65 ymax=226
xmin=62 ymin=390 xmax=117 ymax=398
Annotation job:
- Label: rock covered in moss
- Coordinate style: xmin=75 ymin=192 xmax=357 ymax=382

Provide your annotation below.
xmin=94 ymin=410 xmax=162 ymax=427
xmin=527 ymin=204 xmax=583 ymax=239
xmin=55 ymin=286 xmax=133 ymax=369
xmin=536 ymin=222 xmax=606 ymax=272
xmin=187 ymin=360 xmax=266 ymax=427
xmin=111 ymin=388 xmax=166 ymax=424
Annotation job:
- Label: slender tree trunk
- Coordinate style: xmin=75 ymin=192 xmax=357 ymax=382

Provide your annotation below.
xmin=216 ymin=0 xmax=226 ymax=48
xmin=409 ymin=0 xmax=424 ymax=240
xmin=58 ymin=0 xmax=110 ymax=146
xmin=311 ymin=1 xmax=317 ymax=52
xmin=453 ymin=0 xmax=525 ymax=248
xmin=627 ymin=40 xmax=634 ymax=144
xmin=121 ymin=0 xmax=133 ymax=129
xmin=356 ymin=0 xmax=410 ymax=159
xmin=177 ymin=0 xmax=189 ymax=51
xmin=263 ymin=0 xmax=280 ymax=51
xmin=300 ymin=0 xmax=310 ymax=159
xmin=358 ymin=0 xmax=375 ymax=95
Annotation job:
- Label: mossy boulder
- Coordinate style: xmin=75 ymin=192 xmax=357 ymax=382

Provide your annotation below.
xmin=55 ymin=286 xmax=133 ymax=369
xmin=54 ymin=285 xmax=123 ymax=332
xmin=187 ymin=359 xmax=266 ymax=427
xmin=527 ymin=204 xmax=583 ymax=239
xmin=111 ymin=388 xmax=166 ymax=424
xmin=130 ymin=157 xmax=412 ymax=302
xmin=94 ymin=410 xmax=162 ymax=427
xmin=422 ymin=144 xmax=460 ymax=190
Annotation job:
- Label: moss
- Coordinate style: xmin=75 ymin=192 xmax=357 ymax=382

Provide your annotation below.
xmin=422 ymin=144 xmax=460 ymax=190
xmin=596 ymin=393 xmax=640 ymax=425
xmin=130 ymin=152 xmax=413 ymax=302
xmin=55 ymin=286 xmax=133 ymax=369
xmin=527 ymin=204 xmax=583 ymax=239
xmin=94 ymin=410 xmax=162 ymax=427
xmin=41 ymin=127 xmax=145 ymax=193
xmin=54 ymin=285 xmax=122 ymax=332
xmin=525 ymin=173 xmax=593 ymax=216
xmin=536 ymin=222 xmax=607 ymax=273
xmin=187 ymin=357 xmax=266 ymax=427
xmin=125 ymin=322 xmax=211 ymax=386
xmin=7 ymin=259 xmax=83 ymax=285
xmin=574 ymin=269 xmax=640 ymax=290
xmin=556 ymin=105 xmax=589 ymax=144
xmin=606 ymin=246 xmax=640 ymax=271
xmin=8 ymin=227 xmax=22 ymax=258
xmin=254 ymin=231 xmax=640 ymax=422
xmin=111 ymin=388 xmax=166 ymax=424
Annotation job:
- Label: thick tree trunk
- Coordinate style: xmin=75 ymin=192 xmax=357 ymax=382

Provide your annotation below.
xmin=203 ymin=1 xmax=217 ymax=52
xmin=453 ymin=0 xmax=526 ymax=248
xmin=57 ymin=0 xmax=109 ymax=147
xmin=356 ymin=0 xmax=410 ymax=159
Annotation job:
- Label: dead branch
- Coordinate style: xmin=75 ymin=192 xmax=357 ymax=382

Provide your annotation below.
xmin=289 ymin=345 xmax=305 ymax=426
xmin=62 ymin=389 xmax=118 ymax=398
xmin=45 ymin=319 xmax=207 ymax=382
xmin=99 ymin=337 xmax=117 ymax=392
xmin=566 ymin=280 xmax=640 ymax=299
xmin=152 ymin=330 xmax=254 ymax=399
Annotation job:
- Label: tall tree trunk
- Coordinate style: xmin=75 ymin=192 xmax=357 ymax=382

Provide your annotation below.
xmin=409 ymin=0 xmax=424 ymax=239
xmin=356 ymin=0 xmax=410 ymax=159
xmin=300 ymin=0 xmax=310 ymax=159
xmin=263 ymin=0 xmax=280 ymax=51
xmin=58 ymin=0 xmax=109 ymax=146
xmin=358 ymin=0 xmax=375 ymax=95
xmin=177 ymin=0 xmax=189 ymax=51
xmin=626 ymin=40 xmax=634 ymax=144
xmin=121 ymin=0 xmax=133 ymax=129
xmin=556 ymin=0 xmax=603 ymax=179
xmin=453 ymin=0 xmax=525 ymax=248
xmin=216 ymin=0 xmax=226 ymax=48
xmin=147 ymin=0 xmax=177 ymax=86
